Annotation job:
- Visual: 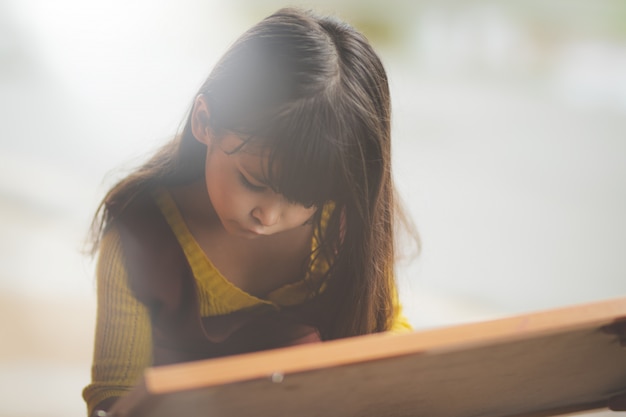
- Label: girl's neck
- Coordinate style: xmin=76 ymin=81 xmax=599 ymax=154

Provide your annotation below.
xmin=169 ymin=178 xmax=221 ymax=230
xmin=166 ymin=178 xmax=314 ymax=298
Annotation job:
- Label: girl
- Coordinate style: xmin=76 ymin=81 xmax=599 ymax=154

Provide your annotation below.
xmin=83 ymin=7 xmax=415 ymax=416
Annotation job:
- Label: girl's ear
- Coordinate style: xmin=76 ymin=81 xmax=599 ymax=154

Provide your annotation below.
xmin=191 ymin=95 xmax=213 ymax=146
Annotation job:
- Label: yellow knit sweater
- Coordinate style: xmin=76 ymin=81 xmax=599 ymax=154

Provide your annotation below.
xmin=82 ymin=190 xmax=412 ymax=415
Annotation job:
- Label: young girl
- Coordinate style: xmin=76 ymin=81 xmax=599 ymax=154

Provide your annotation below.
xmin=83 ymin=7 xmax=414 ymax=416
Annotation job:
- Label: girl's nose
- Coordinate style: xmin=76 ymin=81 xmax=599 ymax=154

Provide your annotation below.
xmin=251 ymin=204 xmax=281 ymax=227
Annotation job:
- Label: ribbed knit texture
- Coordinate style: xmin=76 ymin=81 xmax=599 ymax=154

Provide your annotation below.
xmin=82 ymin=228 xmax=152 ymax=416
xmin=83 ymin=190 xmax=412 ymax=415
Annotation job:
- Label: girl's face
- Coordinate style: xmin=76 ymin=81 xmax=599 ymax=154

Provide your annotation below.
xmin=204 ymin=132 xmax=317 ymax=239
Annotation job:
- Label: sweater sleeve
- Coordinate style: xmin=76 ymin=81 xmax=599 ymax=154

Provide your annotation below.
xmin=82 ymin=227 xmax=153 ymax=416
xmin=388 ymin=285 xmax=413 ymax=334
xmin=389 ymin=300 xmax=413 ymax=333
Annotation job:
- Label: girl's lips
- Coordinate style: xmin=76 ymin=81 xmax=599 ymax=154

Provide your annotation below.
xmin=235 ymin=222 xmax=265 ymax=237
xmin=246 ymin=228 xmax=269 ymax=237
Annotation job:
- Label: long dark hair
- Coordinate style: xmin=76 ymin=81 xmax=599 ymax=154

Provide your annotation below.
xmin=92 ymin=8 xmax=410 ymax=339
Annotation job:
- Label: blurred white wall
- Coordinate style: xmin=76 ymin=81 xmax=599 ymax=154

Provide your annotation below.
xmin=1 ymin=1 xmax=625 ymax=416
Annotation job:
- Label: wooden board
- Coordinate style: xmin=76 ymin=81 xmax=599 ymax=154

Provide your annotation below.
xmin=110 ymin=297 xmax=626 ymax=417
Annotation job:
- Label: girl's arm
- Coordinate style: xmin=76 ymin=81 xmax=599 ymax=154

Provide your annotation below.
xmin=82 ymin=227 xmax=153 ymax=416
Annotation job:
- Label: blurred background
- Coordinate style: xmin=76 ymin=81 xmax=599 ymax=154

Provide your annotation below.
xmin=1 ymin=0 xmax=625 ymax=416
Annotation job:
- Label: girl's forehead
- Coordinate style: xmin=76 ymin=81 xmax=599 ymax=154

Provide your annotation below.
xmin=220 ymin=133 xmax=273 ymax=176
xmin=218 ymin=129 xmax=337 ymax=206
xmin=219 ymin=132 xmax=267 ymax=156
xmin=235 ymin=149 xmax=269 ymax=176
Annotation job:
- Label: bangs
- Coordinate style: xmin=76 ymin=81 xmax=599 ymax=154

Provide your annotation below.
xmin=238 ymin=95 xmax=346 ymax=208
xmin=202 ymin=11 xmax=349 ymax=208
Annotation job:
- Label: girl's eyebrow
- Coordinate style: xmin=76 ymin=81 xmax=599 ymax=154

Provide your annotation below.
xmin=241 ymin=166 xmax=269 ymax=185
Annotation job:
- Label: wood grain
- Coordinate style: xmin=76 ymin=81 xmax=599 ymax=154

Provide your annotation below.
xmin=110 ymin=297 xmax=626 ymax=417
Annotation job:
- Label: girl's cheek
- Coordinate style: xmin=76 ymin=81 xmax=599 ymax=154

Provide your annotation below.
xmin=233 ymin=190 xmax=255 ymax=215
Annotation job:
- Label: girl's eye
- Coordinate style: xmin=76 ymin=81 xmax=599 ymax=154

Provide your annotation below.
xmin=239 ymin=173 xmax=266 ymax=192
